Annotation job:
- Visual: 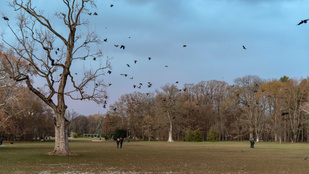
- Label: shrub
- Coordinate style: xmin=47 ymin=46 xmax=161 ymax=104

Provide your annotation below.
xmin=207 ymin=129 xmax=219 ymax=142
xmin=71 ymin=132 xmax=78 ymax=138
xmin=185 ymin=129 xmax=194 ymax=142
xmin=193 ymin=129 xmax=203 ymax=142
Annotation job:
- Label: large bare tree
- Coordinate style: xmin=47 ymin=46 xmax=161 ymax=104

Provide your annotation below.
xmin=0 ymin=0 xmax=110 ymax=155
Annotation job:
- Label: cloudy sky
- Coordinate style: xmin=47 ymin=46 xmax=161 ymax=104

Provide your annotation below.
xmin=1 ymin=0 xmax=309 ymax=116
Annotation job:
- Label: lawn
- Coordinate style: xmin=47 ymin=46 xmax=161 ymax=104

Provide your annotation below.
xmin=1 ymin=139 xmax=309 ymax=173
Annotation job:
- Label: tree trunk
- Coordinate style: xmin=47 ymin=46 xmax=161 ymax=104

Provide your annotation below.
xmin=167 ymin=112 xmax=173 ymax=142
xmin=48 ymin=112 xmax=73 ymax=156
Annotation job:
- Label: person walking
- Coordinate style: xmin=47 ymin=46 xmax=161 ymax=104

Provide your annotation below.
xmin=120 ymin=137 xmax=123 ymax=148
xmin=250 ymin=137 xmax=255 ymax=148
xmin=116 ymin=138 xmax=120 ymax=148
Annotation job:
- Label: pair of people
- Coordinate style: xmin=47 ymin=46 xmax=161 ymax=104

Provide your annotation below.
xmin=116 ymin=137 xmax=123 ymax=148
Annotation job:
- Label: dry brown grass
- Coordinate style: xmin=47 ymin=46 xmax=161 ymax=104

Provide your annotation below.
xmin=1 ymin=140 xmax=309 ymax=173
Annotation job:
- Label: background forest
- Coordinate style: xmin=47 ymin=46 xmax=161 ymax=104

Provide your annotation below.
xmin=1 ymin=74 xmax=309 ymax=143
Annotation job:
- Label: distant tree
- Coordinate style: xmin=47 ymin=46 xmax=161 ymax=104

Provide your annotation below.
xmin=207 ymin=129 xmax=218 ymax=142
xmin=279 ymin=76 xmax=289 ymax=83
xmin=1 ymin=0 xmax=110 ymax=155
xmin=185 ymin=129 xmax=194 ymax=142
xmin=193 ymin=129 xmax=203 ymax=142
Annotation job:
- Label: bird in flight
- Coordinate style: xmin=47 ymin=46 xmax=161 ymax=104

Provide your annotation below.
xmin=110 ymin=4 xmax=114 ymax=7
xmin=134 ymin=60 xmax=137 ymax=64
xmin=114 ymin=44 xmax=119 ymax=47
xmin=242 ymin=45 xmax=247 ymax=50
xmin=93 ymin=12 xmax=98 ymax=15
xmin=148 ymin=57 xmax=151 ymax=60
xmin=104 ymin=38 xmax=107 ymax=42
xmin=107 ymin=70 xmax=111 ymax=74
xmin=183 ymin=45 xmax=187 ymax=47
xmin=126 ymin=64 xmax=130 ymax=67
xmin=120 ymin=45 xmax=125 ymax=49
xmin=298 ymin=19 xmax=309 ymax=25
xmin=88 ymin=13 xmax=92 ymax=15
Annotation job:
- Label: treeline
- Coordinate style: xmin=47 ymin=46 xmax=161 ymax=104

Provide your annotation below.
xmin=0 ymin=84 xmax=54 ymax=141
xmin=102 ymin=75 xmax=309 ymax=143
xmin=3 ymin=75 xmax=309 ymax=143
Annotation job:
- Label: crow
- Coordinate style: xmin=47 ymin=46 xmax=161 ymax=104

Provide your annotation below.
xmin=109 ymin=83 xmax=112 ymax=86
xmin=2 ymin=16 xmax=9 ymax=21
xmin=57 ymin=48 xmax=60 ymax=51
xmin=113 ymin=108 xmax=117 ymax=111
xmin=165 ymin=65 xmax=168 ymax=67
xmin=242 ymin=45 xmax=247 ymax=50
xmin=183 ymin=45 xmax=187 ymax=47
xmin=104 ymin=38 xmax=107 ymax=42
xmin=55 ymin=51 xmax=58 ymax=55
xmin=148 ymin=57 xmax=151 ymax=60
xmin=93 ymin=57 xmax=96 ymax=61
xmin=134 ymin=60 xmax=137 ymax=64
xmin=110 ymin=4 xmax=114 ymax=7
xmin=103 ymin=105 xmax=106 ymax=108
xmin=75 ymin=73 xmax=77 ymax=75
xmin=94 ymin=12 xmax=98 ymax=15
xmin=298 ymin=19 xmax=309 ymax=25
xmin=88 ymin=13 xmax=92 ymax=15
xmin=120 ymin=45 xmax=125 ymax=49
xmin=114 ymin=44 xmax=119 ymax=47
xmin=126 ymin=64 xmax=130 ymax=67
xmin=107 ymin=70 xmax=112 ymax=74
xmin=133 ymin=85 xmax=136 ymax=88
xmin=176 ymin=81 xmax=179 ymax=84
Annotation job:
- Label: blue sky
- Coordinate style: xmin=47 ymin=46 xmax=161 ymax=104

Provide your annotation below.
xmin=1 ymin=0 xmax=309 ymax=116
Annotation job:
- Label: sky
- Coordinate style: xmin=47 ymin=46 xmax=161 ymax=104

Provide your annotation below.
xmin=1 ymin=0 xmax=309 ymax=116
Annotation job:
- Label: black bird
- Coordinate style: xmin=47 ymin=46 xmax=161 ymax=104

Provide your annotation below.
xmin=110 ymin=4 xmax=114 ymax=7
xmin=55 ymin=51 xmax=58 ymax=55
xmin=75 ymin=73 xmax=77 ymax=75
xmin=173 ymin=116 xmax=176 ymax=119
xmin=124 ymin=74 xmax=128 ymax=77
xmin=148 ymin=57 xmax=151 ymax=60
xmin=139 ymin=83 xmax=143 ymax=86
xmin=57 ymin=48 xmax=60 ymax=51
xmin=242 ymin=45 xmax=247 ymax=50
xmin=126 ymin=64 xmax=130 ymax=67
xmin=104 ymin=38 xmax=107 ymax=42
xmin=88 ymin=13 xmax=92 ymax=15
xmin=165 ymin=65 xmax=168 ymax=67
xmin=103 ymin=105 xmax=106 ymax=108
xmin=95 ymin=83 xmax=99 ymax=86
xmin=2 ymin=16 xmax=9 ymax=21
xmin=146 ymin=93 xmax=149 ymax=95
xmin=176 ymin=81 xmax=179 ymax=84
xmin=133 ymin=85 xmax=136 ymax=88
xmin=93 ymin=57 xmax=96 ymax=61
xmin=109 ymin=83 xmax=112 ymax=86
xmin=114 ymin=44 xmax=119 ymax=47
xmin=113 ymin=108 xmax=117 ymax=111
xmin=107 ymin=70 xmax=111 ymax=74
xmin=282 ymin=112 xmax=289 ymax=116
xmin=183 ymin=45 xmax=187 ymax=47
xmin=120 ymin=45 xmax=125 ymax=49
xmin=298 ymin=19 xmax=309 ymax=25
xmin=94 ymin=12 xmax=98 ymax=15
xmin=134 ymin=60 xmax=137 ymax=64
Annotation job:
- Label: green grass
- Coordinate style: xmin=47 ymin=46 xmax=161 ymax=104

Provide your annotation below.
xmin=1 ymin=140 xmax=309 ymax=173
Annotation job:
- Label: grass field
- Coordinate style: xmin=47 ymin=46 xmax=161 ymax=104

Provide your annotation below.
xmin=1 ymin=139 xmax=309 ymax=173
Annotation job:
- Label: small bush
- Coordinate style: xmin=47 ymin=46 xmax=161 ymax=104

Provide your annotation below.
xmin=207 ymin=129 xmax=219 ymax=142
xmin=71 ymin=132 xmax=78 ymax=138
xmin=193 ymin=129 xmax=203 ymax=142
xmin=185 ymin=129 xmax=194 ymax=142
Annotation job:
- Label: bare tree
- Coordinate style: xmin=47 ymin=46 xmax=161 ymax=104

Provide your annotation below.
xmin=1 ymin=0 xmax=110 ymax=155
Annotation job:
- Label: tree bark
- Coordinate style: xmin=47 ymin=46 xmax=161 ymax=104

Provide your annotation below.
xmin=48 ymin=112 xmax=73 ymax=156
